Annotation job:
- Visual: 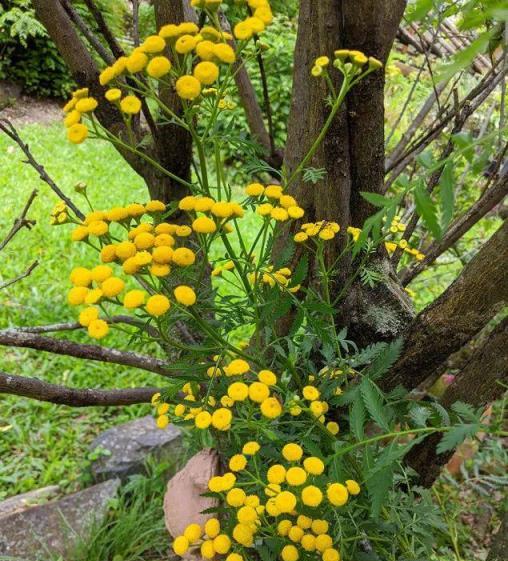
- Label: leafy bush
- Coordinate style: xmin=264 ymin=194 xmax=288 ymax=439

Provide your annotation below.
xmin=0 ymin=0 xmax=74 ymax=98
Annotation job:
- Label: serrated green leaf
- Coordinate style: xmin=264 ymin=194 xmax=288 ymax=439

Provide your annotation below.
xmin=437 ymin=30 xmax=493 ymax=81
xmin=360 ymin=378 xmax=391 ymax=431
xmin=366 ymin=464 xmax=394 ymax=518
xmin=350 ymin=397 xmax=366 ymax=440
xmin=451 ymin=401 xmax=480 ymax=423
xmin=360 ymin=191 xmax=393 ymax=208
xmin=362 ymin=338 xmax=403 ymax=381
xmin=409 ymin=405 xmax=431 ymax=428
xmin=436 ymin=423 xmax=480 ymax=454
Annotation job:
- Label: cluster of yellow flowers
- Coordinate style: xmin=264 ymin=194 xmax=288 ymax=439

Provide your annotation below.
xmin=310 ymin=49 xmax=382 ymax=78
xmin=62 ymin=0 xmax=274 ymax=144
xmin=152 ymin=358 xmax=339 ymax=438
xmin=245 ymin=183 xmax=305 ymax=222
xmin=66 ymin=199 xmax=201 ymax=338
xmin=170 ymin=443 xmax=360 ymax=561
xmin=384 ymin=216 xmax=425 ymax=261
xmin=178 ymin=195 xmax=245 ymax=233
xmin=49 ymin=201 xmax=69 ymax=225
xmin=248 ymin=265 xmax=300 ymax=292
xmin=293 ymin=221 xmax=341 ymax=243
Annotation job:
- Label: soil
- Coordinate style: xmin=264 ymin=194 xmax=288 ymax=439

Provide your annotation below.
xmin=0 ymin=82 xmax=62 ymax=126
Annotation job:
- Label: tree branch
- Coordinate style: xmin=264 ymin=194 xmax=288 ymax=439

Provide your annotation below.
xmin=60 ymin=0 xmax=115 ymax=64
xmin=0 ymin=119 xmax=84 ymax=220
xmin=400 ymin=170 xmax=508 ymax=284
xmin=383 ymin=219 xmax=508 ymax=392
xmin=0 ymin=189 xmax=37 ymax=251
xmin=0 ymin=371 xmax=158 ymax=407
xmin=0 ymin=330 xmax=172 ymax=376
xmin=0 ymin=261 xmax=39 ymax=290
xmin=82 ymin=0 xmax=125 ymax=58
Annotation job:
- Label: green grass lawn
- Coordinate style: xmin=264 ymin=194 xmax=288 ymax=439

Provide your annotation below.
xmin=0 ymin=123 xmax=161 ymax=499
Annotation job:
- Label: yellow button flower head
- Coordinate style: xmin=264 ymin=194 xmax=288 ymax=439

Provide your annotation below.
xmin=105 ymin=88 xmax=122 ymax=102
xmin=226 ymin=487 xmax=246 ymax=507
xmin=242 ymin=441 xmax=260 ymax=455
xmin=237 ymin=505 xmax=257 ymax=524
xmin=172 ymin=535 xmax=189 ymax=556
xmin=175 ymin=34 xmax=198 ymax=54
xmin=204 ymin=517 xmax=220 ymax=538
xmin=226 ymin=553 xmax=243 ymax=561
xmin=315 ymin=534 xmax=333 ymax=552
xmin=147 ymin=56 xmax=172 ymax=78
xmin=201 ymin=540 xmax=215 ymax=559
xmin=345 ymin=479 xmax=361 ymax=495
xmin=260 ymin=397 xmax=282 ymax=418
xmin=323 ymin=548 xmax=341 ymax=561
xmin=271 ymin=207 xmax=289 ymax=221
xmin=196 ymin=40 xmax=216 ymax=61
xmin=67 ymin=123 xmax=88 ymax=144
xmin=101 ymin=277 xmax=125 ymax=297
xmin=84 ymin=288 xmax=103 ymax=305
xmin=64 ymin=110 xmax=81 ymax=128
xmin=146 ymin=199 xmax=166 ymax=212
xmin=277 ymin=519 xmax=292 ymax=536
xmin=174 ymin=285 xmax=197 ymax=306
xmin=123 ymin=289 xmax=146 ymax=309
xmin=326 ymin=421 xmax=340 ymax=435
xmin=183 ymin=523 xmax=202 ymax=543
xmin=192 ymin=215 xmax=217 ymax=233
xmin=311 ymin=519 xmax=329 ymax=535
xmin=88 ymin=318 xmax=109 ymax=339
xmin=171 ymin=66 xmax=204 ymax=95
xmin=156 ymin=414 xmax=169 ymax=428
xmin=224 ymin=358 xmax=249 ymax=376
xmin=248 ymin=381 xmax=270 ymax=403
xmin=301 ymin=533 xmax=316 ymax=551
xmin=228 ymin=381 xmax=249 ymax=401
xmin=78 ymin=306 xmax=99 ymax=327
xmin=327 ymin=482 xmax=348 ymax=506
xmin=303 ymin=456 xmax=325 ymax=475
xmin=152 ymin=246 xmax=173 ymax=264
xmin=213 ymin=534 xmax=231 ymax=555
xmin=212 ymin=43 xmax=236 ymax=64
xmin=301 ymin=485 xmax=323 ymax=507
xmin=267 ymin=464 xmax=286 ymax=484
xmin=75 ymin=97 xmax=98 ymax=113
xmin=194 ymin=61 xmax=219 ymax=85
xmin=302 ymin=385 xmax=320 ymax=401
xmin=146 ymin=294 xmax=170 ymax=316
xmin=229 ymin=454 xmax=247 ymax=471
xmin=257 ymin=203 xmax=273 ymax=216
xmin=211 ymin=201 xmax=234 ymax=218
xmin=142 ymin=35 xmax=166 ymax=53
xmin=281 ymin=544 xmax=299 ymax=561
xmin=126 ymin=51 xmax=148 ymax=73
xmin=70 ymin=267 xmax=92 ymax=287
xmin=286 ymin=466 xmax=307 ymax=486
xmin=288 ymin=206 xmax=305 ymax=219
xmin=234 ymin=21 xmax=254 ymax=41
xmin=172 ymin=247 xmax=196 ymax=266
xmin=194 ymin=410 xmax=212 ymax=429
xmin=258 ymin=369 xmax=277 ymax=386
xmin=211 ymin=407 xmax=232 ymax=430
xmin=275 ymin=490 xmax=297 ymax=514
xmin=120 ymin=95 xmax=142 ymax=114
xmin=282 ymin=443 xmax=303 ymax=462
xmin=232 ymin=524 xmax=253 ymax=546
xmin=68 ymin=286 xmax=89 ymax=305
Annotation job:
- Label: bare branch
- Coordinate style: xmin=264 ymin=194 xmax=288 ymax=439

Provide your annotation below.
xmin=0 ymin=330 xmax=172 ymax=376
xmin=0 ymin=371 xmax=158 ymax=407
xmin=385 ymin=67 xmax=504 ymax=185
xmin=0 ymin=189 xmax=37 ymax=251
xmin=131 ymin=0 xmax=140 ymax=47
xmin=400 ymin=170 xmax=508 ymax=284
xmin=59 ymin=0 xmax=114 ymax=64
xmin=0 ymin=119 xmax=84 ymax=220
xmin=0 ymin=261 xmax=39 ymax=290
xmin=12 ymin=315 xmax=160 ymax=338
xmin=83 ymin=0 xmax=125 ymax=58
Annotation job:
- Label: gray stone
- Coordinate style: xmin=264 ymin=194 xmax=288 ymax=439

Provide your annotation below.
xmin=89 ymin=415 xmax=183 ymax=482
xmin=0 ymin=486 xmax=60 ymax=518
xmin=0 ymin=479 xmax=120 ymax=560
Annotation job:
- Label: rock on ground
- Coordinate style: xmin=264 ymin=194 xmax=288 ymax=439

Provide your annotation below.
xmin=89 ymin=415 xmax=183 ymax=482
xmin=0 ymin=479 xmax=120 ymax=560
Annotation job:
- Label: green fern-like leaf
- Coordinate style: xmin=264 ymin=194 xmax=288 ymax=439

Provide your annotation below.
xmin=360 ymin=378 xmax=392 ymax=431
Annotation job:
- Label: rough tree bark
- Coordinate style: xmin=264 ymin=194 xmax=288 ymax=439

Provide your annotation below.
xmin=277 ymin=0 xmax=413 ymax=344
xmin=405 ymin=316 xmax=508 ymax=486
xmin=384 ymin=219 xmax=508 ymax=393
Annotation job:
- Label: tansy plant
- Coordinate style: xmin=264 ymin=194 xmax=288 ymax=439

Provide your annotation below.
xmin=51 ymin=1 xmax=499 ymax=560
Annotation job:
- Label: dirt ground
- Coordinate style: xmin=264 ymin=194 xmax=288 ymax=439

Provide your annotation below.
xmin=0 ymin=82 xmax=62 ymax=126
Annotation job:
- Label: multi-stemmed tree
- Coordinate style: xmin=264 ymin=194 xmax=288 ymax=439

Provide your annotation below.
xmin=0 ymin=0 xmax=506 ymax=520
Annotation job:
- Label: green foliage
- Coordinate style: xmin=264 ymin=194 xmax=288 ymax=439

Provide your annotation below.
xmin=0 ymin=0 xmax=73 ymax=98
